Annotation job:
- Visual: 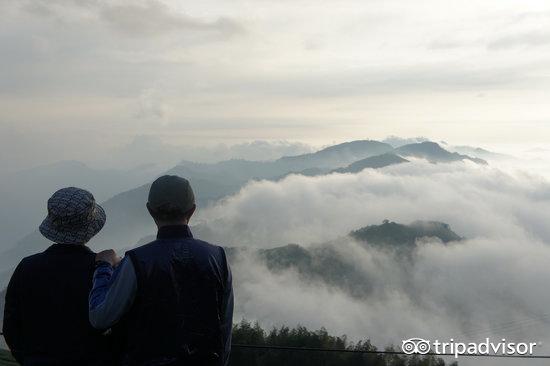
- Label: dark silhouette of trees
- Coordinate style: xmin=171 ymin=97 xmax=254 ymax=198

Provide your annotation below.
xmin=230 ymin=320 xmax=456 ymax=366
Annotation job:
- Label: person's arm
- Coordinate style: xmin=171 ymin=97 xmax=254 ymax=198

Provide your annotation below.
xmin=3 ymin=263 xmax=24 ymax=364
xmin=220 ymin=248 xmax=234 ymax=366
xmin=89 ymin=256 xmax=137 ymax=329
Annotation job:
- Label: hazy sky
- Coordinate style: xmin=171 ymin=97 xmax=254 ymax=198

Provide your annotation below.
xmin=1 ymin=0 xmax=550 ymax=170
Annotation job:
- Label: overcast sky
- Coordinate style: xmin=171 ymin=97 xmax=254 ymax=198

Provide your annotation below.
xmin=1 ymin=0 xmax=550 ymax=170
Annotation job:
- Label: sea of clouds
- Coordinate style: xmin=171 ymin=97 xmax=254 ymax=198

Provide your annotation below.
xmin=197 ymin=159 xmax=550 ymax=366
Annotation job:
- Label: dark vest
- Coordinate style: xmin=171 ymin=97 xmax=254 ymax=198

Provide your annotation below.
xmin=122 ymin=226 xmax=227 ymax=366
xmin=4 ymin=244 xmax=107 ymax=366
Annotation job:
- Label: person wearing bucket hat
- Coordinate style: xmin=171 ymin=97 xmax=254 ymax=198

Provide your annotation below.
xmin=2 ymin=187 xmax=112 ymax=366
xmin=89 ymin=175 xmax=234 ymax=366
xmin=38 ymin=187 xmax=106 ymax=245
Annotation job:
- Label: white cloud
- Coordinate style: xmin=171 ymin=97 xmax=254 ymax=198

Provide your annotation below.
xmin=98 ymin=0 xmax=244 ymax=38
xmin=488 ymin=31 xmax=550 ymax=50
xmin=206 ymin=161 xmax=550 ymax=365
xmin=133 ymin=88 xmax=167 ymax=120
xmin=198 ymin=161 xmax=550 ymax=246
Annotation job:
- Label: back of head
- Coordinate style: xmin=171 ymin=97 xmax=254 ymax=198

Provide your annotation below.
xmin=147 ymin=175 xmax=196 ymax=223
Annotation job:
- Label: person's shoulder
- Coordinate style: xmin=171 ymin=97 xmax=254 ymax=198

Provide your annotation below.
xmin=191 ymin=238 xmax=228 ymax=258
xmin=13 ymin=250 xmax=49 ymax=276
xmin=19 ymin=250 xmax=47 ymax=266
xmin=125 ymin=239 xmax=159 ymax=256
xmin=191 ymin=237 xmax=221 ymax=250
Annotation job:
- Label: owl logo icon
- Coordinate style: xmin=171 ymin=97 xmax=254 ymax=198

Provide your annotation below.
xmin=402 ymin=338 xmax=431 ymax=355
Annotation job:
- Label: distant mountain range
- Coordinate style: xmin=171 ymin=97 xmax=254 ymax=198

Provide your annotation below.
xmin=277 ymin=140 xmax=395 ymax=169
xmin=395 ymin=141 xmax=487 ymax=164
xmin=446 ymin=145 xmax=510 ymax=160
xmin=332 ymin=153 xmax=409 ymax=173
xmin=0 ymin=139 xmax=486 ymax=279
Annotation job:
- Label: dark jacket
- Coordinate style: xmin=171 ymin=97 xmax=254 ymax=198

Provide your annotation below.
xmin=120 ymin=225 xmax=233 ymax=366
xmin=2 ymin=244 xmax=107 ymax=366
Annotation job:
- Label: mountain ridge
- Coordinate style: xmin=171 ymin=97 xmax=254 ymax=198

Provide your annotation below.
xmin=332 ymin=153 xmax=409 ymax=173
xmin=395 ymin=141 xmax=487 ymax=164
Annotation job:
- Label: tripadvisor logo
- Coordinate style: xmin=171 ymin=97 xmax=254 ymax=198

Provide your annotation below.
xmin=401 ymin=338 xmax=539 ymax=358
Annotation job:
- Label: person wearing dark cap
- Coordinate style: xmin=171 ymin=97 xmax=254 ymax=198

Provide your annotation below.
xmin=2 ymin=187 xmax=110 ymax=365
xmin=89 ymin=175 xmax=234 ymax=366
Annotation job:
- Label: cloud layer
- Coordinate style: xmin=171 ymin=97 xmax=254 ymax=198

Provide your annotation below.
xmin=197 ymin=161 xmax=550 ymax=365
xmin=198 ymin=161 xmax=550 ymax=246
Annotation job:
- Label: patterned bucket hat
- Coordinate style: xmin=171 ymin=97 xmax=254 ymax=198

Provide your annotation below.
xmin=39 ymin=187 xmax=106 ymax=244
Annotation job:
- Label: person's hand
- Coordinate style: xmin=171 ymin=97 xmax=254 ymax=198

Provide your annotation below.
xmin=95 ymin=249 xmax=121 ymax=267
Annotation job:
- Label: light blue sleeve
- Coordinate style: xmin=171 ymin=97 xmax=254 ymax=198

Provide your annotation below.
xmin=89 ymin=257 xmax=137 ymax=329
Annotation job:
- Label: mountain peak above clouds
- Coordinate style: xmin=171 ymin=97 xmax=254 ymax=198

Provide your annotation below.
xmin=332 ymin=153 xmax=409 ymax=173
xmin=381 ymin=136 xmax=429 ymax=148
xmin=350 ymin=220 xmax=463 ymax=248
xmin=395 ymin=141 xmax=487 ymax=164
xmin=277 ymin=140 xmax=395 ymax=169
